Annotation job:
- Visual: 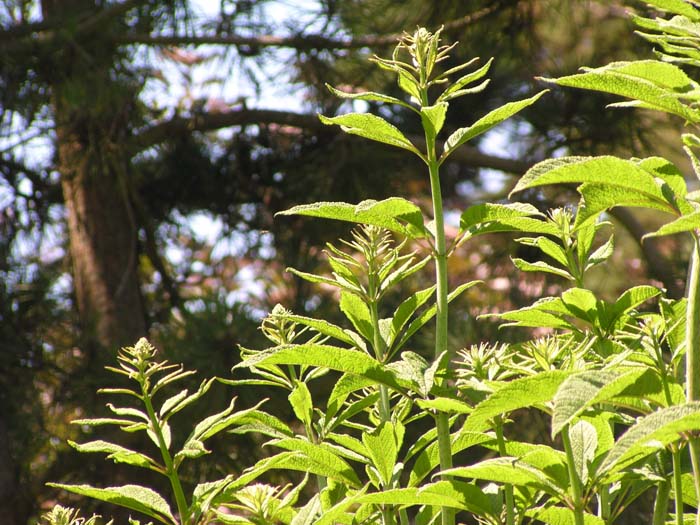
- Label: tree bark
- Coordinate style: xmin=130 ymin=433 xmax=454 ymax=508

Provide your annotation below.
xmin=46 ymin=0 xmax=146 ymax=352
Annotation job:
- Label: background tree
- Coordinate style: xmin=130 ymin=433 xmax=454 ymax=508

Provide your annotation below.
xmin=0 ymin=1 xmax=690 ymax=523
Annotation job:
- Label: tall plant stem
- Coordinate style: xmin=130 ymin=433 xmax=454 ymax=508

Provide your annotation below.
xmin=672 ymin=448 xmax=684 ymax=525
xmin=562 ymin=425 xmax=585 ymax=525
xmin=686 ymin=233 xmax=700 ymax=525
xmin=142 ymin=389 xmax=189 ymax=525
xmin=426 ymin=120 xmax=454 ymax=525
xmin=652 ymin=479 xmax=671 ymax=525
xmin=495 ymin=417 xmax=515 ymax=525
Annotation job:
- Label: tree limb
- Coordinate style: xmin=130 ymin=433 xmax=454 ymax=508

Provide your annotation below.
xmin=116 ymin=5 xmax=499 ymax=49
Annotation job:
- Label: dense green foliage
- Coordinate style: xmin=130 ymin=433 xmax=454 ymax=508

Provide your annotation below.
xmin=38 ymin=3 xmax=700 ymax=524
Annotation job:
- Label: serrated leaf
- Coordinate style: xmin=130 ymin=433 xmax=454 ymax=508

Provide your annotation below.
xmin=599 ymin=402 xmax=700 ymax=478
xmin=416 ymin=397 xmax=472 ymax=414
xmin=466 ymin=371 xmax=572 ymax=431
xmin=234 ymin=343 xmax=407 ymax=392
xmin=68 ymin=440 xmax=158 ymax=470
xmin=459 ymin=202 xmax=559 ymax=239
xmin=362 ymin=421 xmax=404 ymax=486
xmin=643 ymin=0 xmax=700 ymax=20
xmin=47 ymin=483 xmax=175 ymax=524
xmin=291 ymin=494 xmax=322 ymax=525
xmin=340 ymin=291 xmax=373 ymax=342
xmin=543 ymin=61 xmax=699 ymax=120
xmin=645 ymin=209 xmax=700 ymax=237
xmin=525 ymin=505 xmax=605 ymax=525
xmin=289 ymin=380 xmax=314 ymax=427
xmin=420 ymin=103 xmax=448 ymax=142
xmin=512 ymin=157 xmax=673 ymax=209
xmin=325 ymin=84 xmax=414 ymax=110
xmin=512 ymin=258 xmax=574 ymax=280
xmin=439 ymin=58 xmax=494 ymax=101
xmin=270 ymin=438 xmax=361 ymax=487
xmin=282 ymin=314 xmax=359 ymax=347
xmin=396 ymin=281 xmax=481 ymax=349
xmin=569 ymin=420 xmax=598 ymax=482
xmin=551 ymin=369 xmax=647 ymax=437
xmin=319 ymin=112 xmax=421 ymax=155
xmin=389 ymin=286 xmax=435 ymax=346
xmin=441 ymin=91 xmax=547 ymax=161
xmin=326 ymin=374 xmax=377 ymax=421
xmin=277 ymin=198 xmax=427 ymax=239
xmin=444 ymin=457 xmax=563 ymax=496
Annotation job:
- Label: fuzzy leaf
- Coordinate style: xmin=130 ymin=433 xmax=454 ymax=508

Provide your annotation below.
xmin=542 ymin=61 xmax=699 ymax=120
xmin=551 ymin=369 xmax=647 ymax=437
xmin=396 ymin=281 xmax=480 ymax=349
xmin=599 ymin=402 xmax=700 ymax=478
xmin=459 ymin=202 xmax=559 ymax=238
xmin=642 ymin=0 xmax=700 ymax=20
xmin=47 ymin=483 xmax=175 ymax=524
xmin=362 ymin=421 xmax=404 ymax=486
xmin=442 ymin=91 xmax=547 ymax=161
xmin=319 ymin=112 xmax=421 ymax=155
xmin=512 ymin=157 xmax=672 ymax=208
xmin=68 ymin=440 xmax=158 ymax=470
xmin=340 ymin=291 xmax=373 ymax=342
xmin=277 ymin=198 xmax=427 ymax=239
xmin=466 ymin=371 xmax=572 ymax=431
xmin=525 ymin=505 xmax=605 ymax=525
xmin=325 ymin=84 xmax=413 ymax=110
xmin=645 ymin=209 xmax=700 ymax=237
xmin=389 ymin=286 xmax=435 ymax=346
xmin=269 ymin=438 xmax=361 ymax=487
xmin=569 ymin=420 xmax=598 ymax=482
xmin=289 ymin=381 xmax=314 ymax=428
xmin=420 ymin=102 xmax=448 ymax=142
xmin=279 ymin=314 xmax=358 ymax=347
xmin=326 ymin=374 xmax=377 ymax=421
xmin=234 ymin=344 xmax=407 ymax=392
xmin=512 ymin=258 xmax=574 ymax=280
xmin=440 ymin=58 xmax=494 ymax=101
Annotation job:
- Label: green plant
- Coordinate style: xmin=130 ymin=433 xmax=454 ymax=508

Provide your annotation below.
xmin=44 ymin=5 xmax=700 ymax=525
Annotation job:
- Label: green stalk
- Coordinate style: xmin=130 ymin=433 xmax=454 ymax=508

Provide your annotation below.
xmin=368 ymin=273 xmax=391 ymax=422
xmin=426 ymin=117 xmax=455 ymax=525
xmin=495 ymin=417 xmax=515 ymax=525
xmin=685 ymin=233 xmax=700 ymax=525
xmin=562 ymin=425 xmax=585 ymax=525
xmin=142 ymin=387 xmax=189 ymax=524
xmin=672 ymin=448 xmax=684 ymax=525
xmin=652 ymin=479 xmax=671 ymax=525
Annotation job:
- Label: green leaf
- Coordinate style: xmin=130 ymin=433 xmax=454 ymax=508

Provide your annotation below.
xmin=289 ymin=380 xmax=314 ymax=428
xmin=325 ymin=84 xmax=414 ymax=110
xmin=396 ymin=281 xmax=481 ymax=349
xmin=542 ymin=61 xmax=699 ymax=121
xmin=389 ymin=286 xmax=435 ymax=347
xmin=444 ymin=457 xmax=563 ymax=496
xmin=68 ymin=440 xmax=159 ymax=471
xmin=525 ymin=505 xmax=606 ymax=525
xmin=362 ymin=421 xmax=404 ymax=486
xmin=280 ymin=314 xmax=359 ymax=347
xmin=291 ymin=494 xmax=322 ymax=525
xmin=466 ymin=371 xmax=572 ymax=431
xmin=512 ymin=157 xmax=672 ymax=209
xmin=512 ymin=258 xmax=574 ymax=280
xmin=599 ymin=402 xmax=700 ymax=478
xmin=277 ymin=198 xmax=427 ymax=239
xmin=340 ymin=291 xmax=373 ymax=342
xmin=642 ymin=0 xmax=700 ymax=20
xmin=326 ymin=374 xmax=377 ymax=421
xmin=645 ymin=209 xmax=700 ymax=238
xmin=568 ymin=420 xmax=598 ymax=482
xmin=408 ymin=430 xmax=492 ymax=487
xmin=269 ymin=438 xmax=361 ymax=487
xmin=234 ymin=344 xmax=407 ymax=392
xmin=47 ymin=483 xmax=175 ymax=524
xmin=459 ymin=202 xmax=559 ymax=239
xmin=319 ymin=112 xmax=421 ymax=155
xmin=416 ymin=396 xmax=472 ymax=414
xmin=439 ymin=58 xmax=494 ymax=101
xmin=551 ymin=369 xmax=647 ymax=437
xmin=441 ymin=91 xmax=547 ymax=161
xmin=420 ymin=102 xmax=448 ymax=142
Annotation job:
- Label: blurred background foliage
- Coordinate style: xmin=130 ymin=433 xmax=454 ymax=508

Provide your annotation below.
xmin=0 ymin=0 xmax=695 ymax=523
